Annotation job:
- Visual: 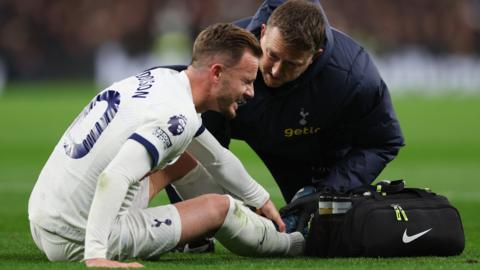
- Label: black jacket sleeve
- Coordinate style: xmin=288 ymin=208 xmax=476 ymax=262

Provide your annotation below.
xmin=320 ymin=51 xmax=405 ymax=192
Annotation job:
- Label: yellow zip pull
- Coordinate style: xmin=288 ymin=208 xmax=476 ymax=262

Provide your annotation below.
xmin=391 ymin=204 xmax=402 ymax=221
xmin=398 ymin=205 xmax=409 ymax=221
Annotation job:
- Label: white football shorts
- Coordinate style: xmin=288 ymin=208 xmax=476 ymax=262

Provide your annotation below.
xmin=30 ymin=181 xmax=182 ymax=262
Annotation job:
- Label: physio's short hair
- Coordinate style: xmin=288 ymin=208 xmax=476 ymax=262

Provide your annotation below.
xmin=267 ymin=0 xmax=327 ymax=53
xmin=192 ymin=23 xmax=262 ymax=68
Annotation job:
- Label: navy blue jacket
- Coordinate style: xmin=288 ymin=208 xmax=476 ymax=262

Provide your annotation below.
xmin=203 ymin=0 xmax=404 ymax=202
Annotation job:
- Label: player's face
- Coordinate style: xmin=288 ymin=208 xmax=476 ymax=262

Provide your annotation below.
xmin=260 ymin=25 xmax=315 ymax=88
xmin=215 ymin=51 xmax=258 ymax=119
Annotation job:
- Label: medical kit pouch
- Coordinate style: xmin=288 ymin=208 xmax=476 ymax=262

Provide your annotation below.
xmin=282 ymin=180 xmax=465 ymax=257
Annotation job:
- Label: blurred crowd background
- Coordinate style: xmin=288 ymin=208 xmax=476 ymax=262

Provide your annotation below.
xmin=1 ymin=0 xmax=479 ymax=92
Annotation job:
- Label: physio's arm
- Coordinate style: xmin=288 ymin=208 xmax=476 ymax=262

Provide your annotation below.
xmin=321 ymin=81 xmax=404 ymax=192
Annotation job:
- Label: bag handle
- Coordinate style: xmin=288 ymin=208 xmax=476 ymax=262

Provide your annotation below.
xmin=375 ymin=180 xmax=405 ymax=194
xmin=350 ymin=180 xmax=435 ymax=200
xmin=348 ymin=179 xmax=405 ymax=195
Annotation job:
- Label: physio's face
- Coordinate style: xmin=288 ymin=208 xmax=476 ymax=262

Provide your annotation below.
xmin=215 ymin=51 xmax=258 ymax=119
xmin=260 ymin=26 xmax=315 ymax=88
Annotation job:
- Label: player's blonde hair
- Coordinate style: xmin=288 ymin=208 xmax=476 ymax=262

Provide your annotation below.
xmin=192 ymin=23 xmax=262 ymax=68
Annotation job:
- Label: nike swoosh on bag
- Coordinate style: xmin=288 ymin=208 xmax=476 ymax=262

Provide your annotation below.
xmin=402 ymin=228 xmax=432 ymax=243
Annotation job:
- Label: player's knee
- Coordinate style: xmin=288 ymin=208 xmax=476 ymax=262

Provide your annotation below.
xmin=198 ymin=194 xmax=230 ymax=226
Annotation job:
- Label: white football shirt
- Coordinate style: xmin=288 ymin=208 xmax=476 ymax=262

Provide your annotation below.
xmin=28 ymin=68 xmax=202 ymax=241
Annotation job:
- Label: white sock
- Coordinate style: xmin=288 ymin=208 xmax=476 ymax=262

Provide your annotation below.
xmin=215 ymin=195 xmax=305 ymax=257
xmin=172 ymin=164 xmax=226 ymax=200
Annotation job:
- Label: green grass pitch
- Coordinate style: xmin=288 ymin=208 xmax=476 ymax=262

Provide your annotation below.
xmin=0 ymin=81 xmax=479 ymax=269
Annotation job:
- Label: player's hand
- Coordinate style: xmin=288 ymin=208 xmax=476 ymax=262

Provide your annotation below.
xmin=85 ymin=258 xmax=144 ymax=268
xmin=258 ymin=199 xmax=286 ymax=232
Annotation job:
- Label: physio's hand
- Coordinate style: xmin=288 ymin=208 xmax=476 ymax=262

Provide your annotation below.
xmin=85 ymin=258 xmax=144 ymax=268
xmin=259 ymin=199 xmax=286 ymax=232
